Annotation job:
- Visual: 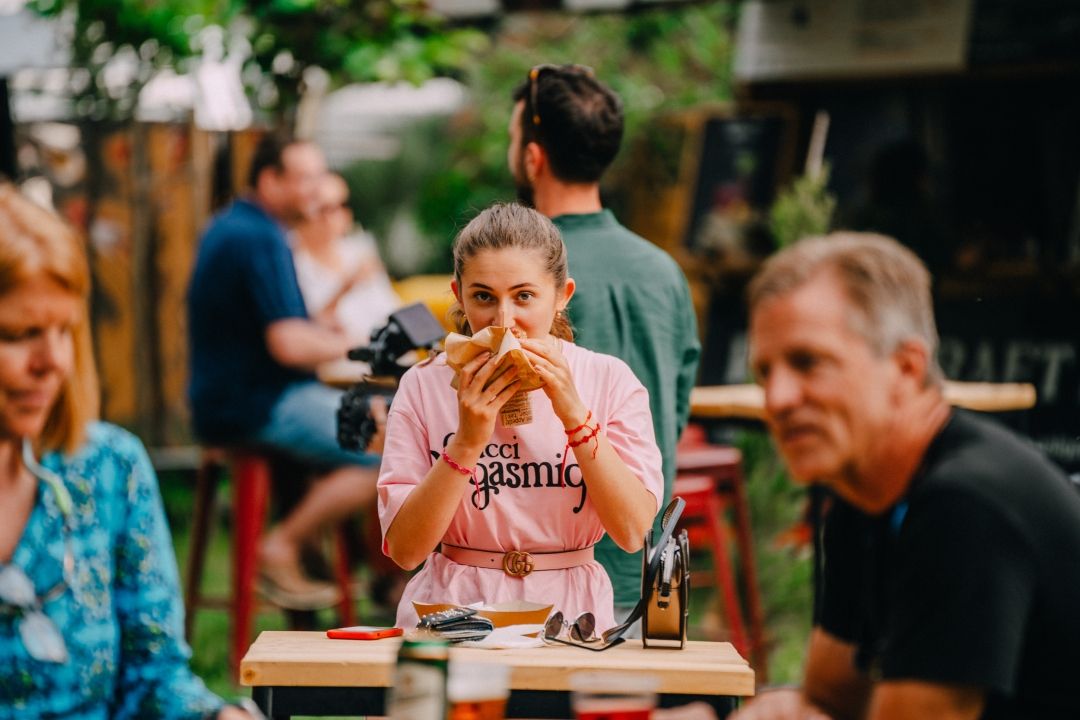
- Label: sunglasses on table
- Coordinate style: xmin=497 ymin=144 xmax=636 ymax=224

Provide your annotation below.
xmin=0 ymin=439 xmax=76 ymax=664
xmin=544 ymin=610 xmax=597 ymax=644
xmin=539 ymin=498 xmax=687 ymax=653
xmin=542 ymin=608 xmax=627 ymax=652
xmin=526 ymin=63 xmax=595 ymax=127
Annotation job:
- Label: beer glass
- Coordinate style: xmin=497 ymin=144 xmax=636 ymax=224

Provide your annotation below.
xmin=570 ymin=671 xmax=659 ymax=720
xmin=447 ymin=661 xmax=510 ymax=720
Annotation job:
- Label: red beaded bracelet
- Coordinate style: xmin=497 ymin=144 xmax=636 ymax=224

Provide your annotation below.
xmin=564 ymin=410 xmax=593 ymax=436
xmin=442 ymin=450 xmax=474 ymax=476
xmin=568 ymin=423 xmax=601 ymax=449
xmin=556 ymin=423 xmax=602 ymax=488
xmin=443 ymin=450 xmax=481 ymax=506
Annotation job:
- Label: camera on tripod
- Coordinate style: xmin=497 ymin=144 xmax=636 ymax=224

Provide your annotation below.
xmin=336 ymin=302 xmax=446 ymax=451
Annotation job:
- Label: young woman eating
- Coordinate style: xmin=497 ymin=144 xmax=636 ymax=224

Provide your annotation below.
xmin=378 ymin=203 xmax=662 ymax=632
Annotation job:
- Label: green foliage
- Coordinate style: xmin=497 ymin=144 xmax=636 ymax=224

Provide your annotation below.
xmin=29 ymin=0 xmax=236 ymax=119
xmin=30 ymin=0 xmax=742 ymax=268
xmin=724 ymin=428 xmax=813 ymax=684
xmin=768 ymin=165 xmax=837 ymax=248
xmin=245 ymin=0 xmax=488 ymax=111
xmin=341 ymin=117 xmax=474 ymax=273
xmin=29 ymin=0 xmax=487 ymax=120
xmin=413 ymin=3 xmax=740 ymax=267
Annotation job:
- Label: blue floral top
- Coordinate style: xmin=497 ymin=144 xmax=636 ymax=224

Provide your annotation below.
xmin=0 ymin=423 xmax=224 ymax=719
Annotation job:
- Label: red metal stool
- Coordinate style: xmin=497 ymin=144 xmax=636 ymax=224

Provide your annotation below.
xmin=675 ymin=431 xmax=768 ymax=680
xmin=183 ymin=447 xmax=356 ymax=676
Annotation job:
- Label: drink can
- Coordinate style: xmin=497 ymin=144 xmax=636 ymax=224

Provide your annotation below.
xmin=387 ymin=632 xmax=449 ymax=720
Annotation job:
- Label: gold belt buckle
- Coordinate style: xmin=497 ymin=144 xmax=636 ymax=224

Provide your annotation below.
xmin=502 ymin=550 xmax=534 ymax=577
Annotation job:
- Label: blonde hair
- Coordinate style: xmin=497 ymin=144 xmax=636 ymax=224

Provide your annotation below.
xmin=449 ymin=203 xmax=574 ymax=341
xmin=748 ymin=232 xmax=943 ymax=385
xmin=0 ymin=185 xmax=99 ymax=454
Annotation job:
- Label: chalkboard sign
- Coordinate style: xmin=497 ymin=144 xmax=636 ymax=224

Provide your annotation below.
xmin=935 ymin=291 xmax=1080 ymax=473
xmin=970 ymin=0 xmax=1080 ymax=66
xmin=684 ymin=114 xmax=790 ymax=257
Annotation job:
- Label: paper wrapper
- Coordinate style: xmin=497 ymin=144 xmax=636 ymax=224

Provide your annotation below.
xmin=444 ymin=327 xmax=544 ymax=426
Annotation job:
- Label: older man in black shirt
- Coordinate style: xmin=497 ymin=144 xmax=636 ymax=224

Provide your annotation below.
xmin=733 ymin=233 xmax=1080 ymax=720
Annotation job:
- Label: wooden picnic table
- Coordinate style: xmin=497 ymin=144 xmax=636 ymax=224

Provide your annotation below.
xmin=241 ymin=631 xmax=754 ymax=718
xmin=689 ymin=381 xmax=1037 ymax=421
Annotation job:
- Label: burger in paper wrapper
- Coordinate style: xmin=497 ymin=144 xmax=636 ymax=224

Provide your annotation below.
xmin=445 ymin=326 xmax=544 ymax=391
xmin=444 ymin=327 xmax=544 ymax=426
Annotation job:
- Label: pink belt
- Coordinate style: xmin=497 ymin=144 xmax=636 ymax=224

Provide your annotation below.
xmin=440 ymin=544 xmax=594 ymax=578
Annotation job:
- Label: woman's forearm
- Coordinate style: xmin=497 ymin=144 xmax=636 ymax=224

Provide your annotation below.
xmin=575 ymin=434 xmax=656 ymax=552
xmin=384 ymin=438 xmax=483 ymax=570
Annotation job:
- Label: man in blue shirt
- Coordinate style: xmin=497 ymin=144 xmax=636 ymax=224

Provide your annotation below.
xmin=188 ymin=135 xmax=380 ymax=609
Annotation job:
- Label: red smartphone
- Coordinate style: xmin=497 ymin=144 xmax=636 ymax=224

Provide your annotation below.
xmin=326 ymin=626 xmax=404 ymax=640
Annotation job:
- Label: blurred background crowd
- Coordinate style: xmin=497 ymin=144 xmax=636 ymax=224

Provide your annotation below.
xmin=0 ymin=0 xmax=1077 ymax=701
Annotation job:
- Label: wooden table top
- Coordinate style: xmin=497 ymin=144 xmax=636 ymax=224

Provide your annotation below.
xmin=690 ymin=381 xmax=1037 ymax=421
xmin=240 ymin=632 xmax=755 ymax=698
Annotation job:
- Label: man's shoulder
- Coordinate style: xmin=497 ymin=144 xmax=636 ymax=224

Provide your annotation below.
xmin=203 ymin=200 xmax=283 ymax=246
xmin=924 ymin=411 xmax=1063 ymax=488
xmin=914 ymin=411 xmax=1078 ymax=527
xmin=562 ymin=215 xmax=686 ymax=283
xmin=571 ymin=215 xmax=676 ymax=258
xmin=617 ymin=227 xmax=683 ymax=271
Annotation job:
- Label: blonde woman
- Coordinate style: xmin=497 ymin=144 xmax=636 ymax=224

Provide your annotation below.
xmin=0 ymin=186 xmax=250 ymax=719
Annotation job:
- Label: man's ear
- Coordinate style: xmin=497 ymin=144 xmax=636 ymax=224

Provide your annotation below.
xmin=893 ymin=339 xmax=931 ymax=392
xmin=253 ymin=168 xmax=273 ymax=200
xmin=524 ymin=141 xmax=545 ymax=182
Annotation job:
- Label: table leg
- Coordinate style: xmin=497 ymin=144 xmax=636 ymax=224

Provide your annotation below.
xmin=251 ymin=686 xmax=289 ymax=720
xmin=250 ymin=687 xmax=386 ymax=717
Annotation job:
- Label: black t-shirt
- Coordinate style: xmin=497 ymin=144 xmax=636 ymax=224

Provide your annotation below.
xmin=818 ymin=410 xmax=1080 ymax=719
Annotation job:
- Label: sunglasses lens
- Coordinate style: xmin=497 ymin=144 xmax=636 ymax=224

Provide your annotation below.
xmin=571 ymin=612 xmax=596 ymax=642
xmin=20 ymin=610 xmax=68 ymax=663
xmin=544 ymin=611 xmax=565 ymax=639
xmin=0 ymin=565 xmax=36 ymax=607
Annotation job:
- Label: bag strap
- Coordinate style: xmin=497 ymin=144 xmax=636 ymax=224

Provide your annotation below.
xmin=544 ymin=497 xmax=686 ymax=651
xmin=606 ymin=497 xmax=686 ymax=638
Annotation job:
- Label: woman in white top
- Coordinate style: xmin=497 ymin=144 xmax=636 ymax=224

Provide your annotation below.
xmin=292 ymin=172 xmax=400 ymax=348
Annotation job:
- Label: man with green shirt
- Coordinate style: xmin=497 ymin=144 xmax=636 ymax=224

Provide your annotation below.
xmin=507 ymin=65 xmax=701 ymax=628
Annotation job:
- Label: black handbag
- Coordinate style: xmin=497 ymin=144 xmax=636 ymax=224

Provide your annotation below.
xmin=542 ymin=497 xmax=687 ymax=651
xmin=641 ymin=505 xmax=690 ymax=648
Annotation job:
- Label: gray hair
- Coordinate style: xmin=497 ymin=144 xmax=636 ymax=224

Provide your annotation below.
xmin=748 ymin=232 xmax=943 ymax=385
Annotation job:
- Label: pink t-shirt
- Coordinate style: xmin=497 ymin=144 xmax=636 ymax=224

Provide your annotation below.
xmin=378 ymin=340 xmax=663 ymax=631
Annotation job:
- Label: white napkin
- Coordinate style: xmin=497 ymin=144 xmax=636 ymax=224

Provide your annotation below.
xmin=456 ymin=623 xmax=546 ymax=649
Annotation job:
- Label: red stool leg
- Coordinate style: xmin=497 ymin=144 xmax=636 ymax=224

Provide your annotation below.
xmin=728 ymin=466 xmax=768 ymax=681
xmin=183 ymin=455 xmax=220 ymax=642
xmin=231 ymin=453 xmax=271 ymax=677
xmin=334 ymin=528 xmax=356 ymax=626
xmin=703 ymin=492 xmax=750 ymax=657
